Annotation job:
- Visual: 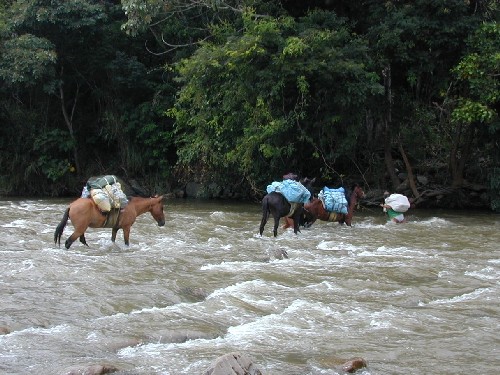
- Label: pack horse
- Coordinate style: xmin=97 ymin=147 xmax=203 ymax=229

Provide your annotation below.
xmin=283 ymin=183 xmax=365 ymax=229
xmin=54 ymin=195 xmax=165 ymax=249
xmin=302 ymin=183 xmax=365 ymax=227
xmin=259 ymin=176 xmax=315 ymax=237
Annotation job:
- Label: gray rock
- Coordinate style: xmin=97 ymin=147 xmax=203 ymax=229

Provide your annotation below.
xmin=62 ymin=364 xmax=119 ymax=375
xmin=203 ymin=352 xmax=263 ymax=375
xmin=149 ymin=329 xmax=219 ymax=344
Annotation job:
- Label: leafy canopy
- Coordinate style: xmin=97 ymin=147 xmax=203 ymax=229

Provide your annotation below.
xmin=171 ymin=9 xmax=382 ymax=184
xmin=451 ymin=22 xmax=500 ymax=128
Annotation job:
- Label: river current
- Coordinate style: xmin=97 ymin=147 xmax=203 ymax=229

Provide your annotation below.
xmin=0 ymin=198 xmax=498 ymax=374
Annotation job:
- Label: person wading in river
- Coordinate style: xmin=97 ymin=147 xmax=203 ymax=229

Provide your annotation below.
xmin=380 ymin=191 xmax=409 ymax=223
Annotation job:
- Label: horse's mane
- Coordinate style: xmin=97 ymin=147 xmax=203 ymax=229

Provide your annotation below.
xmin=344 ymin=182 xmax=361 ymax=206
xmin=300 ymin=177 xmax=316 ymax=199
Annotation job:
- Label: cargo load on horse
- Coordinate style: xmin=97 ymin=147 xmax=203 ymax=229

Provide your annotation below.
xmin=384 ymin=193 xmax=410 ymax=213
xmin=318 ymin=186 xmax=348 ymax=214
xmin=266 ymin=179 xmax=312 ymax=204
xmin=81 ymin=175 xmax=128 ymax=213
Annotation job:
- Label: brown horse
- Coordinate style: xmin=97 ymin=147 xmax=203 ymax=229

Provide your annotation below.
xmin=284 ymin=184 xmax=365 ymax=228
xmin=54 ymin=195 xmax=165 ymax=249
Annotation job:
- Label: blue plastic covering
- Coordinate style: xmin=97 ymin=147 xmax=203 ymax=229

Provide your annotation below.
xmin=266 ymin=179 xmax=311 ymax=203
xmin=319 ymin=187 xmax=348 ymax=214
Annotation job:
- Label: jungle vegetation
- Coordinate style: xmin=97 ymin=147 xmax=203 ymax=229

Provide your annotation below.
xmin=0 ymin=0 xmax=499 ymax=210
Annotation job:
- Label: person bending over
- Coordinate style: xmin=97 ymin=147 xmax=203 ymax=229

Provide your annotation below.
xmin=381 ymin=191 xmax=407 ymax=223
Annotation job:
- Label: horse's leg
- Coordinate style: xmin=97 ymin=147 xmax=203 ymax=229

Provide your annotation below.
xmin=272 ymin=196 xmax=291 ymax=236
xmin=66 ymin=219 xmax=88 ymax=248
xmin=110 ymin=227 xmax=131 ymax=246
xmin=293 ymin=219 xmax=300 ymax=234
xmin=79 ymin=235 xmax=88 ymax=246
xmin=282 ymin=217 xmax=294 ymax=229
xmin=343 ymin=213 xmax=353 ymax=226
xmin=65 ymin=231 xmax=84 ymax=249
xmin=122 ymin=226 xmax=131 ymax=246
xmin=259 ymin=215 xmax=268 ymax=236
xmin=291 ymin=209 xmax=302 ymax=235
xmin=111 ymin=228 xmax=119 ymax=242
xmin=259 ymin=197 xmax=269 ymax=236
xmin=65 ymin=236 xmax=75 ymax=249
xmin=272 ymin=214 xmax=280 ymax=237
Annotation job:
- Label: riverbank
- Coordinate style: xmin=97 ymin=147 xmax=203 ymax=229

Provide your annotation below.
xmin=0 ymin=174 xmax=495 ymax=211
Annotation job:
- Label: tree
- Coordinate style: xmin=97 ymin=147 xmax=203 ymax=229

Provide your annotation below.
xmin=1 ymin=0 xmax=107 ymax=179
xmin=171 ymin=9 xmax=382 ymax=190
xmin=364 ymin=0 xmax=481 ymax=194
xmin=448 ymin=21 xmax=499 ymax=207
xmin=1 ymin=1 xmax=175 ymax=194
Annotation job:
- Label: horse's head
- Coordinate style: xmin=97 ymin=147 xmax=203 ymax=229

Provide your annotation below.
xmin=300 ymin=207 xmax=316 ymax=228
xmin=300 ymin=177 xmax=316 ymax=187
xmin=300 ymin=177 xmax=316 ymax=201
xmin=351 ymin=184 xmax=366 ymax=200
xmin=150 ymin=195 xmax=165 ymax=226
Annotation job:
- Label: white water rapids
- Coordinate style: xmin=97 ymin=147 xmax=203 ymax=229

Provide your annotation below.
xmin=0 ymin=198 xmax=499 ymax=374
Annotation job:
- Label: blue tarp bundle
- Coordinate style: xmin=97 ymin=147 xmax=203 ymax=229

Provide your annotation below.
xmin=266 ymin=179 xmax=311 ymax=204
xmin=319 ymin=187 xmax=348 ymax=214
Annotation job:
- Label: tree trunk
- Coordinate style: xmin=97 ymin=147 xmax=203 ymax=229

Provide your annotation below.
xmin=59 ymin=80 xmax=81 ymax=175
xmin=450 ymin=122 xmax=476 ymax=187
xmin=399 ymin=142 xmax=419 ymax=199
xmin=382 ymin=64 xmax=399 ymax=189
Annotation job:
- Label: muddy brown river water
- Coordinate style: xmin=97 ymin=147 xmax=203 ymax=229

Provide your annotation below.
xmin=0 ymin=198 xmax=499 ymax=374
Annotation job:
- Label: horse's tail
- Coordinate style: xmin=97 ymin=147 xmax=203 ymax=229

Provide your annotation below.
xmin=262 ymin=195 xmax=270 ymax=218
xmin=344 ymin=186 xmax=351 ymax=207
xmin=54 ymin=207 xmax=70 ymax=246
xmin=259 ymin=195 xmax=270 ymax=235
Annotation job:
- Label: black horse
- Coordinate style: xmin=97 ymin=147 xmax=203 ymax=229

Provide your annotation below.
xmin=259 ymin=177 xmax=316 ymax=237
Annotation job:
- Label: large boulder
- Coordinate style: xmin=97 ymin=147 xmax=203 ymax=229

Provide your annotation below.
xmin=203 ymin=352 xmax=263 ymax=375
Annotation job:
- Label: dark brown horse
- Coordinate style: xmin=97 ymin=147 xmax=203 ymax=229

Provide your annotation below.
xmin=259 ymin=177 xmax=315 ymax=237
xmin=284 ymin=184 xmax=365 ymax=228
xmin=54 ymin=195 xmax=165 ymax=249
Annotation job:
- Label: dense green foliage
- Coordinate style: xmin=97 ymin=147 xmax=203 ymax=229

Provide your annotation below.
xmin=171 ymin=10 xmax=382 ymax=189
xmin=0 ymin=0 xmax=498 ymax=209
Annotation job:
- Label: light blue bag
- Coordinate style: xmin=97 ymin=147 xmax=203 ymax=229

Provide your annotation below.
xmin=266 ymin=179 xmax=311 ymax=203
xmin=319 ymin=187 xmax=348 ymax=214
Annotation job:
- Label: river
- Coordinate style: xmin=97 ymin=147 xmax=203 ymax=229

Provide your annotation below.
xmin=0 ymin=198 xmax=498 ymax=375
